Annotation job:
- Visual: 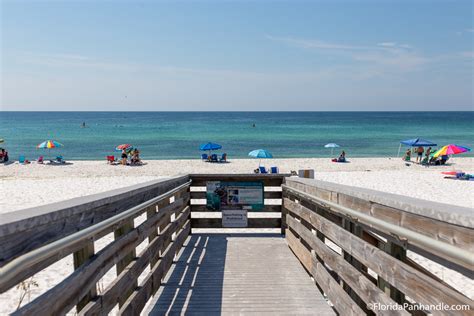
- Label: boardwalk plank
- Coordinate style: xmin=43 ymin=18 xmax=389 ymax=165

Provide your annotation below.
xmin=145 ymin=234 xmax=335 ymax=315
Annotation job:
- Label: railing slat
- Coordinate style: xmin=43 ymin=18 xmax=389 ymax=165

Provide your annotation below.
xmin=73 ymin=241 xmax=97 ymax=312
xmin=190 ymin=217 xmax=281 ymax=229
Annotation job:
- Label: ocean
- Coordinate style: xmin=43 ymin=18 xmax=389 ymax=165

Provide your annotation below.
xmin=0 ymin=111 xmax=472 ymax=160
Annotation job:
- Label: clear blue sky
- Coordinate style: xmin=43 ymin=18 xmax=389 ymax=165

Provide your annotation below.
xmin=1 ymin=0 xmax=473 ymax=111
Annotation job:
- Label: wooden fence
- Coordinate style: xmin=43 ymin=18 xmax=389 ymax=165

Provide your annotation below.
xmin=283 ymin=177 xmax=474 ymax=316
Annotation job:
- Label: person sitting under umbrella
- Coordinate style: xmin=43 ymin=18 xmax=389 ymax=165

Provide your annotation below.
xmin=131 ymin=148 xmax=142 ymax=165
xmin=337 ymin=150 xmax=346 ymax=162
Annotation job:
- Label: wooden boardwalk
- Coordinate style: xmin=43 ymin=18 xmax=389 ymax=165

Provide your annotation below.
xmin=145 ymin=233 xmax=334 ymax=315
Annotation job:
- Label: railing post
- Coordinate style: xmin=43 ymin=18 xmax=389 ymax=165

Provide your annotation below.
xmin=341 ymin=218 xmax=370 ymax=312
xmin=147 ymin=198 xmax=170 ymax=268
xmin=378 ymin=241 xmax=406 ymax=304
xmin=73 ymin=241 xmax=96 ymax=312
xmin=114 ymin=219 xmax=137 ymax=306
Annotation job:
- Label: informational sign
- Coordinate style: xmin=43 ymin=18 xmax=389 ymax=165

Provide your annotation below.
xmin=222 ymin=209 xmax=248 ymax=228
xmin=206 ymin=181 xmax=264 ymax=211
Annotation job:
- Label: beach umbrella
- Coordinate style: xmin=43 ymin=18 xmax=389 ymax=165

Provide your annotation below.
xmin=37 ymin=140 xmax=63 ymax=161
xmin=432 ymin=144 xmax=471 ymax=158
xmin=199 ymin=142 xmax=222 ymax=151
xmin=248 ymin=149 xmax=273 ymax=166
xmin=199 ymin=142 xmax=222 ymax=157
xmin=324 ymin=143 xmax=340 ymax=156
xmin=37 ymin=140 xmax=63 ymax=149
xmin=116 ymin=144 xmax=133 ymax=151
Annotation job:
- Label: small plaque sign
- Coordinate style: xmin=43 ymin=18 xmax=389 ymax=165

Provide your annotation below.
xmin=222 ymin=209 xmax=248 ymax=228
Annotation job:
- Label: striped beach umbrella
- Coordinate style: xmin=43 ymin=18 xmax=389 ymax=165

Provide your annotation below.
xmin=432 ymin=144 xmax=471 ymax=158
xmin=37 ymin=140 xmax=63 ymax=149
xmin=115 ymin=144 xmax=133 ymax=151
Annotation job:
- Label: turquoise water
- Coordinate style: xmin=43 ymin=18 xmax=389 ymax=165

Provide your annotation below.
xmin=0 ymin=112 xmax=472 ymax=160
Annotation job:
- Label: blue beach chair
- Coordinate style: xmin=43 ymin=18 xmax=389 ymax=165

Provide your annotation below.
xmin=201 ymin=153 xmax=208 ymax=161
xmin=259 ymin=166 xmax=268 ymax=174
xmin=210 ymin=154 xmax=218 ymax=162
xmin=219 ymin=153 xmax=227 ymax=162
xmin=270 ymin=166 xmax=279 ymax=174
xmin=19 ymin=155 xmax=25 ymax=164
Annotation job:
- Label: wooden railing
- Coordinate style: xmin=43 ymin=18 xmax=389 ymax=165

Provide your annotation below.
xmin=1 ymin=173 xmax=472 ymax=315
xmin=283 ymin=177 xmax=474 ymax=316
xmin=0 ymin=176 xmax=191 ymax=315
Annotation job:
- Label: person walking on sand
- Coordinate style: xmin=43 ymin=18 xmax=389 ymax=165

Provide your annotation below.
xmin=416 ymin=146 xmax=424 ymax=163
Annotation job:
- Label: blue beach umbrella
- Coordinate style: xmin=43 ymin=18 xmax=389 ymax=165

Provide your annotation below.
xmin=248 ymin=149 xmax=273 ymax=166
xmin=199 ymin=142 xmax=222 ymax=153
xmin=324 ymin=143 xmax=340 ymax=156
xmin=200 ymin=142 xmax=222 ymax=158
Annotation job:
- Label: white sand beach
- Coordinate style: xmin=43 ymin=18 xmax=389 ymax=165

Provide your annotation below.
xmin=1 ymin=157 xmax=473 ymax=212
xmin=0 ymin=157 xmax=473 ymax=314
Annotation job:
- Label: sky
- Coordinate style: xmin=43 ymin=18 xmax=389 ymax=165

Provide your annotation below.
xmin=1 ymin=0 xmax=473 ymax=111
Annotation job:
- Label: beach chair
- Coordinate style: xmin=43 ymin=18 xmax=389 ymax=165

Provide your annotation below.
xmin=219 ymin=153 xmax=227 ymax=162
xmin=50 ymin=155 xmax=65 ymax=164
xmin=270 ymin=166 xmax=279 ymax=174
xmin=106 ymin=155 xmax=115 ymax=164
xmin=37 ymin=156 xmax=44 ymax=164
xmin=19 ymin=155 xmax=30 ymax=164
xmin=210 ymin=154 xmax=218 ymax=162
xmin=259 ymin=166 xmax=268 ymax=174
xmin=201 ymin=153 xmax=208 ymax=161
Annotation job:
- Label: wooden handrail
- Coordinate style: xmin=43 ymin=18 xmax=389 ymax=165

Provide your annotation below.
xmin=0 ymin=181 xmax=191 ymax=293
xmin=1 ymin=179 xmax=191 ymax=315
xmin=282 ymin=184 xmax=473 ymax=271
xmin=282 ymin=179 xmax=474 ymax=316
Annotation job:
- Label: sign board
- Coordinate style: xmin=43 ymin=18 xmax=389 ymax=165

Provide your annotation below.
xmin=206 ymin=181 xmax=264 ymax=211
xmin=222 ymin=209 xmax=248 ymax=228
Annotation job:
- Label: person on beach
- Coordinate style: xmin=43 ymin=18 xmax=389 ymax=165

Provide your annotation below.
xmin=403 ymin=149 xmax=411 ymax=161
xmin=426 ymin=147 xmax=432 ymax=158
xmin=131 ymin=149 xmax=141 ymax=165
xmin=416 ymin=146 xmax=424 ymax=163
xmin=121 ymin=149 xmax=128 ymax=165
xmin=338 ymin=150 xmax=346 ymax=162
